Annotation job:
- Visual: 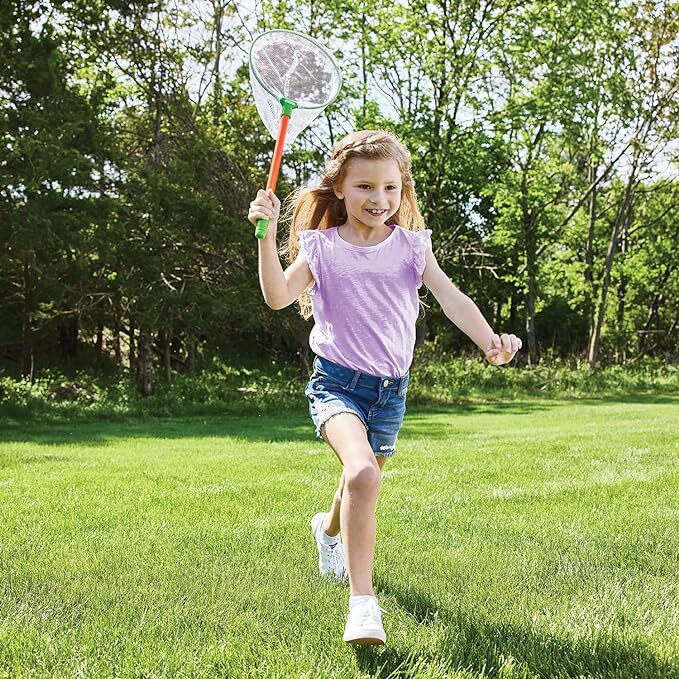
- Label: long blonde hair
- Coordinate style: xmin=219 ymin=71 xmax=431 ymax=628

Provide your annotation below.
xmin=280 ymin=129 xmax=426 ymax=319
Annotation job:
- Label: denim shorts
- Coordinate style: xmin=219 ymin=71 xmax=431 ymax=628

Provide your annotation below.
xmin=305 ymin=355 xmax=409 ymax=457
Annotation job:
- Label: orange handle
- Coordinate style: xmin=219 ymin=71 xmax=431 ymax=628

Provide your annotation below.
xmin=255 ymin=114 xmax=291 ymax=239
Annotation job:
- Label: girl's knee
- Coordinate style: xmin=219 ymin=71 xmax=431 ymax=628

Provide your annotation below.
xmin=345 ymin=463 xmax=381 ymax=496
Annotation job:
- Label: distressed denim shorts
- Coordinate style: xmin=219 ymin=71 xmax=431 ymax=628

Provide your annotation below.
xmin=305 ymin=354 xmax=409 ymax=457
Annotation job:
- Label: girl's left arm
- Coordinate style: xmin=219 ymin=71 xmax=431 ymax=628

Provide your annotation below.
xmin=422 ymin=247 xmax=522 ymax=366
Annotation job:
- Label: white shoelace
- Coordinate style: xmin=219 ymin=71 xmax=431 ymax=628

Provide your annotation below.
xmin=351 ymin=599 xmax=386 ymax=625
xmin=326 ymin=542 xmax=345 ymax=576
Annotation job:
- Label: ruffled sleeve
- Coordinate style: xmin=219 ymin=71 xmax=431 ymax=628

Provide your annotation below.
xmin=297 ymin=229 xmax=320 ymax=295
xmin=412 ymin=229 xmax=432 ymax=289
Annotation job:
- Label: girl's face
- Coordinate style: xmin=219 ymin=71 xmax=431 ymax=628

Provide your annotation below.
xmin=334 ymin=158 xmax=402 ymax=230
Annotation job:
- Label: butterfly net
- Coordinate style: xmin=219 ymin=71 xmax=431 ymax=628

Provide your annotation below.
xmin=249 ymin=30 xmax=342 ymax=147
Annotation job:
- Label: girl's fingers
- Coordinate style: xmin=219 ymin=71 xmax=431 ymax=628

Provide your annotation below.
xmin=248 ymin=205 xmax=276 ymax=222
xmin=249 ymin=199 xmax=275 ymax=217
xmin=251 ymin=211 xmax=273 ymax=223
xmin=486 ymin=332 xmax=523 ymax=365
xmin=248 ymin=190 xmax=279 ymax=229
xmin=253 ymin=198 xmax=273 ymax=210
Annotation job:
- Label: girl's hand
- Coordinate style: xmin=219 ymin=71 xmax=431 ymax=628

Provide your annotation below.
xmin=485 ymin=333 xmax=522 ymax=366
xmin=247 ymin=189 xmax=280 ymax=241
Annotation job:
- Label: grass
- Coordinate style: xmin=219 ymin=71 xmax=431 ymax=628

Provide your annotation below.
xmin=0 ymin=396 xmax=678 ymax=678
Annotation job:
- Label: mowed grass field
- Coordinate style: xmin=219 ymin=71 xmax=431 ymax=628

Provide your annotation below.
xmin=1 ymin=397 xmax=677 ymax=678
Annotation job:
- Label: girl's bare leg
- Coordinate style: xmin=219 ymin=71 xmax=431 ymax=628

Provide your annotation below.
xmin=320 ymin=414 xmax=387 ymax=596
xmin=324 ymin=459 xmax=387 ymax=537
xmin=323 ymin=471 xmax=343 ymax=536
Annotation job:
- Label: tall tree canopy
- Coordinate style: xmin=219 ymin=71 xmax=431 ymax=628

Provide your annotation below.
xmin=1 ymin=0 xmax=676 ymax=390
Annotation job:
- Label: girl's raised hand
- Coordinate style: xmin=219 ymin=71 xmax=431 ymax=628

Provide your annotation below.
xmin=485 ymin=333 xmax=522 ymax=366
xmin=247 ymin=189 xmax=280 ymax=241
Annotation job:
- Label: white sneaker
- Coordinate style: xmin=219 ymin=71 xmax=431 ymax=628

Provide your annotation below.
xmin=311 ymin=512 xmax=346 ymax=580
xmin=343 ymin=596 xmax=386 ymax=645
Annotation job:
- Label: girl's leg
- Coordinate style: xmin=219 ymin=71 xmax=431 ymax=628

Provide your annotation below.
xmin=324 ymin=456 xmax=388 ymax=536
xmin=322 ymin=471 xmax=344 ymax=537
xmin=321 ymin=413 xmax=383 ymax=597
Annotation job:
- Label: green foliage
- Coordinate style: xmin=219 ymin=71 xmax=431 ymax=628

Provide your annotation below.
xmin=0 ymin=0 xmax=676 ymax=388
xmin=410 ymin=346 xmax=678 ymax=404
xmin=1 ymin=349 xmax=676 ymax=421
xmin=0 ymin=360 xmax=305 ymax=420
xmin=0 ymin=1 xmax=117 ymax=368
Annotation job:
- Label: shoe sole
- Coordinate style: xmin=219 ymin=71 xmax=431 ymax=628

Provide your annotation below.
xmin=343 ymin=630 xmax=386 ymax=645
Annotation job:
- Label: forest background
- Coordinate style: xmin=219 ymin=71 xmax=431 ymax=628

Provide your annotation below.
xmin=1 ymin=0 xmax=677 ymax=402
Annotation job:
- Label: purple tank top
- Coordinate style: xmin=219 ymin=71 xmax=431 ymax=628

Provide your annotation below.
xmin=298 ymin=224 xmax=432 ymax=378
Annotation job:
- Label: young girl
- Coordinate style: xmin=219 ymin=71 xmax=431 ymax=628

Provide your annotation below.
xmin=247 ymin=130 xmax=521 ymax=645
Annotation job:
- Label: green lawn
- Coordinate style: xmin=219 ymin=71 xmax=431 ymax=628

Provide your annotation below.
xmin=1 ymin=397 xmax=678 ymax=678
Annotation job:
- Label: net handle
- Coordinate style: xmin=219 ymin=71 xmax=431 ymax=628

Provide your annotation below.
xmin=255 ymin=99 xmax=298 ymax=239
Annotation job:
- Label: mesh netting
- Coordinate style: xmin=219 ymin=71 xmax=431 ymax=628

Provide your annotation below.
xmin=249 ymin=30 xmax=342 ymax=146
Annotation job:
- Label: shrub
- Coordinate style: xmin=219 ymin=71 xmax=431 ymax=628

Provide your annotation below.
xmin=0 ymin=348 xmax=676 ymax=421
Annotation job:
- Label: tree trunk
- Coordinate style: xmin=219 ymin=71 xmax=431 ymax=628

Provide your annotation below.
xmin=129 ymin=318 xmax=137 ymax=379
xmin=509 ymin=294 xmax=517 ymax=329
xmin=588 ymin=160 xmax=637 ymax=367
xmin=21 ymin=255 xmax=34 ymax=381
xmin=615 ymin=221 xmax=628 ymax=364
xmin=525 ymin=273 xmax=538 ymax=366
xmin=491 ymin=300 xmax=500 ymax=329
xmin=161 ymin=327 xmax=172 ymax=383
xmin=522 ymin=195 xmax=539 ymax=366
xmin=57 ymin=316 xmax=79 ymax=359
xmin=187 ymin=334 xmax=196 ymax=374
xmin=95 ymin=319 xmax=104 ymax=354
xmin=113 ymin=299 xmax=122 ymax=372
xmin=211 ymin=0 xmax=224 ymax=125
xmin=137 ymin=326 xmax=153 ymax=396
xmin=584 ymin=161 xmax=598 ymax=338
xmin=415 ymin=312 xmax=428 ymax=349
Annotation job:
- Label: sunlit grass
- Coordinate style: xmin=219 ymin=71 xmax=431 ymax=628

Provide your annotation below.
xmin=1 ymin=397 xmax=677 ymax=678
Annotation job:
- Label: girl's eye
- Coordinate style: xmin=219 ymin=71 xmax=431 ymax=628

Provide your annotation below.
xmin=358 ymin=184 xmax=370 ymax=189
xmin=387 ymin=185 xmax=398 ymax=190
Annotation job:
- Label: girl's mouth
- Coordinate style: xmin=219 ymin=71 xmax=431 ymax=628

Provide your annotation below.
xmin=365 ymin=209 xmax=387 ymax=216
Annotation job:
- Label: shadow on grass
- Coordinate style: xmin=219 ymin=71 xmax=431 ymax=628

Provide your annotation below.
xmin=0 ymin=451 xmax=69 ymax=468
xmin=0 ymin=394 xmax=676 ymax=448
xmin=0 ymin=412 xmax=312 ymax=448
xmin=349 ymin=575 xmax=675 ymax=679
xmin=409 ymin=392 xmax=679 ymax=414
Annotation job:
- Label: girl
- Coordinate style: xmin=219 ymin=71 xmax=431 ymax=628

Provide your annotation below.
xmin=247 ymin=130 xmax=521 ymax=645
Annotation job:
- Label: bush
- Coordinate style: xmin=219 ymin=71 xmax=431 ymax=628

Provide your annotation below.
xmin=0 ymin=360 xmax=306 ymax=420
xmin=0 ymin=348 xmax=676 ymax=421
xmin=408 ymin=344 xmax=678 ymax=404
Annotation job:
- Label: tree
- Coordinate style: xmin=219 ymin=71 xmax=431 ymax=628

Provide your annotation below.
xmin=588 ymin=0 xmax=679 ymax=366
xmin=0 ymin=0 xmax=116 ymax=379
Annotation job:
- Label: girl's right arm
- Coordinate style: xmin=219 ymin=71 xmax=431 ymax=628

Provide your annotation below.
xmin=248 ymin=189 xmax=313 ymax=310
